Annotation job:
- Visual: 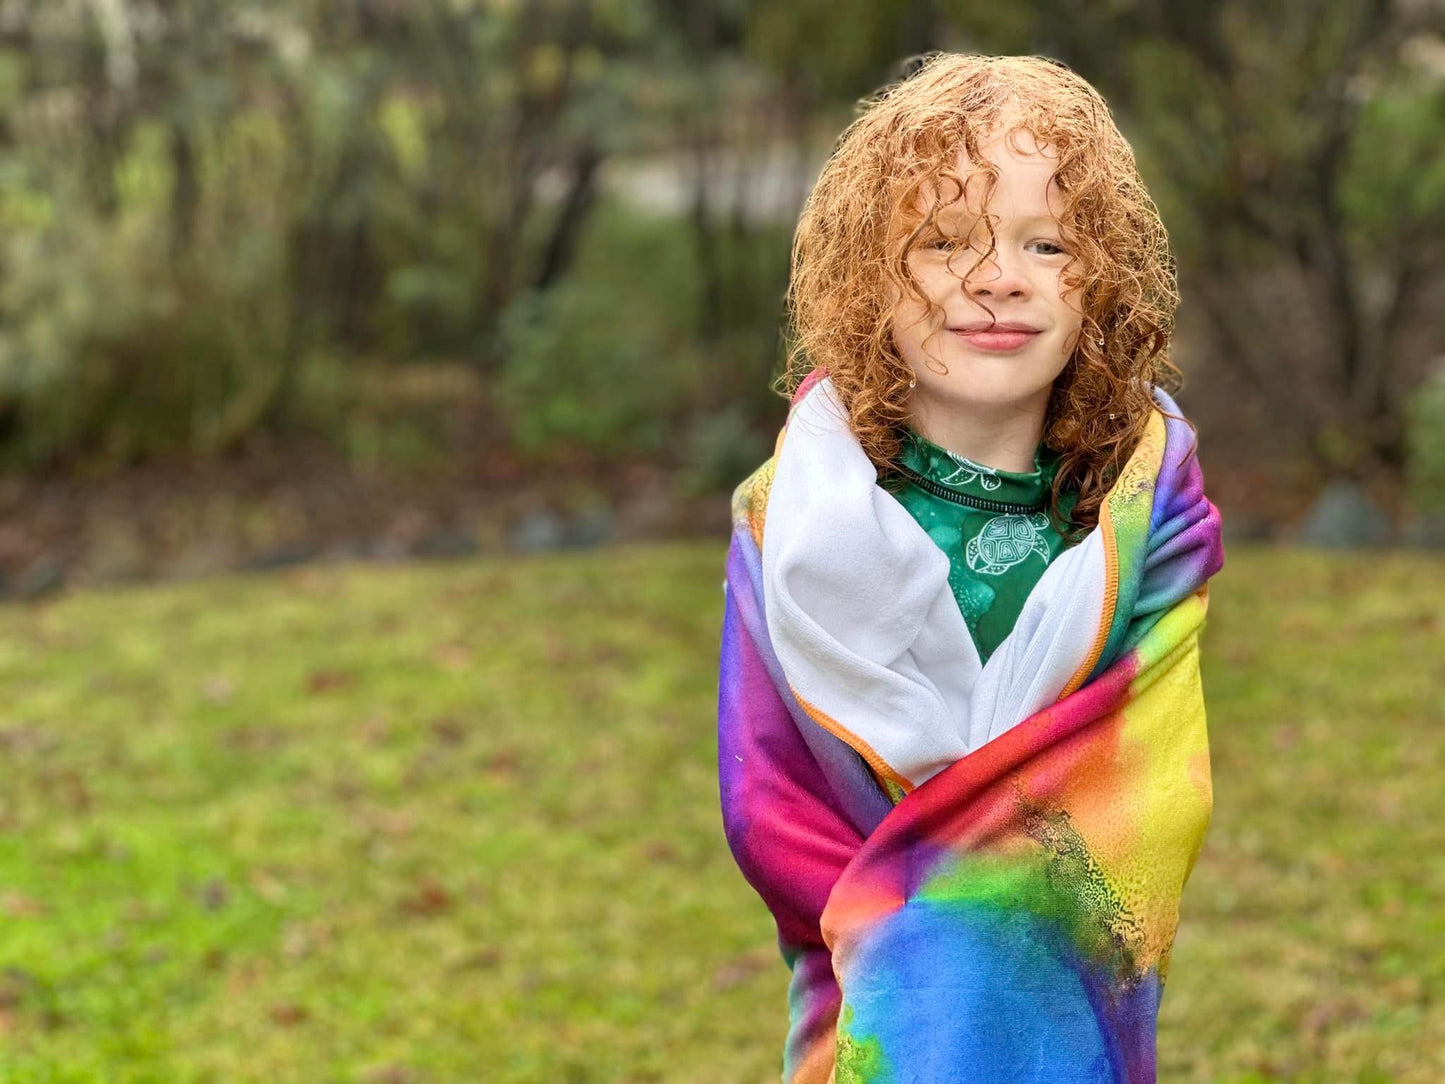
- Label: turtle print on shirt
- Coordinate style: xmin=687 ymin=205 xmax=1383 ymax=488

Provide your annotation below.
xmin=936 ymin=451 xmax=1003 ymax=491
xmin=890 ymin=425 xmax=1080 ymax=666
xmin=964 ymin=511 xmax=1054 ymax=575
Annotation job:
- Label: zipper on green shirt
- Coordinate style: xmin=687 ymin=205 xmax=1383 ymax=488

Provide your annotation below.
xmin=889 ymin=426 xmax=1079 ymax=666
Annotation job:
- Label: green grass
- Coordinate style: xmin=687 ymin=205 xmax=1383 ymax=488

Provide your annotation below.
xmin=0 ymin=542 xmax=1439 ymax=1082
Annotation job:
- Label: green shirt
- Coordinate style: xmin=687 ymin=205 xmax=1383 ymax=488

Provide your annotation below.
xmin=889 ymin=426 xmax=1080 ymax=666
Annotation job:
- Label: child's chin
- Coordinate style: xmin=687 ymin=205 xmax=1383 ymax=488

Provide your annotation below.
xmin=936 ymin=367 xmax=1055 ymax=403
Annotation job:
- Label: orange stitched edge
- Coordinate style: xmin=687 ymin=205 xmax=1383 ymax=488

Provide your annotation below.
xmin=1058 ymin=494 xmax=1119 ymax=700
xmin=1054 ymin=404 xmax=1168 ymax=700
xmin=791 ymin=687 xmax=915 ymax=795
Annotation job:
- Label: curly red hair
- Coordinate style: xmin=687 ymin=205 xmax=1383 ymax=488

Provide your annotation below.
xmin=777 ymin=52 xmax=1192 ymax=543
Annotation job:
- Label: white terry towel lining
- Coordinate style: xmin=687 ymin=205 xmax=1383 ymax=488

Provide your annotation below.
xmin=760 ymin=375 xmax=1108 ymax=788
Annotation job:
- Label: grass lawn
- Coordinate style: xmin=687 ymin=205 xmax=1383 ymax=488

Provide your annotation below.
xmin=0 ymin=541 xmax=1440 ymax=1082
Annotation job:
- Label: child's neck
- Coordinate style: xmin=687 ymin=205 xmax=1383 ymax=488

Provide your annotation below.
xmin=906 ymin=389 xmax=1048 ymax=473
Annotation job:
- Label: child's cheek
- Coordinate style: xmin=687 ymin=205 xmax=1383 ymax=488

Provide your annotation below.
xmin=1055 ymin=266 xmax=1085 ymax=312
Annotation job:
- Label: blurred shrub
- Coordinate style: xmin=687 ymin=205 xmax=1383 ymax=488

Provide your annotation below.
xmin=0 ymin=90 xmax=491 ymax=470
xmin=676 ymin=396 xmax=772 ymax=496
xmin=1404 ymin=360 xmax=1445 ymax=512
xmin=292 ymin=355 xmax=480 ymax=469
xmin=496 ymin=197 xmax=792 ymax=477
xmin=0 ymin=182 xmax=294 ymax=469
xmin=497 ymin=281 xmax=688 ymax=460
xmin=498 ymin=201 xmax=693 ymax=461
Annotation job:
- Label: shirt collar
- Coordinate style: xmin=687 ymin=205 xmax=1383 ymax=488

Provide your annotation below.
xmin=898 ymin=424 xmax=1059 ymax=506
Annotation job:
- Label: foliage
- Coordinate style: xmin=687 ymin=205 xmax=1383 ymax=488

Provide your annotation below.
xmin=0 ymin=0 xmax=661 ymax=468
xmin=0 ymin=157 xmax=296 ymax=468
xmin=497 ymin=198 xmax=788 ymax=467
xmin=675 ymin=397 xmax=772 ymax=497
xmin=1404 ymin=361 xmax=1445 ymax=511
xmin=1073 ymin=2 xmax=1445 ymax=475
xmin=497 ymin=281 xmax=682 ymax=459
xmin=0 ymin=0 xmax=1440 ymax=492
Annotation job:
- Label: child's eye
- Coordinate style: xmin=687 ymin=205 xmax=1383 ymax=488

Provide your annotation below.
xmin=1030 ymin=240 xmax=1067 ymax=256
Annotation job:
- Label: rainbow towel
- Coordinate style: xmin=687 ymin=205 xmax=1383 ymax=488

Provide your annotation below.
xmin=717 ymin=367 xmax=1225 ymax=1083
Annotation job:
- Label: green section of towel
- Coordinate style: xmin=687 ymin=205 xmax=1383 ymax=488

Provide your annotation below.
xmin=891 ymin=425 xmax=1080 ymax=666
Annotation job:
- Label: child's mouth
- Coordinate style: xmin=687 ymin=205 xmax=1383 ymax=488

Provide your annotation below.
xmin=951 ymin=328 xmax=1040 ymax=352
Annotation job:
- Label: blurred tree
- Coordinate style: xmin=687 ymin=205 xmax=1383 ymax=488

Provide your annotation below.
xmin=0 ymin=0 xmax=1439 ymax=503
xmin=0 ymin=0 xmax=654 ymax=465
xmin=954 ymin=0 xmax=1445 ymax=481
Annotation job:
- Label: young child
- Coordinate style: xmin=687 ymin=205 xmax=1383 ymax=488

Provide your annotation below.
xmin=717 ymin=53 xmax=1225 ymax=1082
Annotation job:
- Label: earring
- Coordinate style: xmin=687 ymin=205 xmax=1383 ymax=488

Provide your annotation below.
xmin=1095 ymin=337 xmax=1105 ymax=347
xmin=907 ymin=375 xmax=917 ymax=389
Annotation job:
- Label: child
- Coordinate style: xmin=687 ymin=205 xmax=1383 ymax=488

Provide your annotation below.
xmin=716 ymin=53 xmax=1225 ymax=1083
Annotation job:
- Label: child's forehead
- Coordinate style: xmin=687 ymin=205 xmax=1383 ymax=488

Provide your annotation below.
xmin=907 ymin=172 xmax=1069 ymax=225
xmin=904 ymin=152 xmax=1065 ymax=226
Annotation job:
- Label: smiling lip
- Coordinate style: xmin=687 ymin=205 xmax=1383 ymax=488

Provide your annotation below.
xmin=950 ymin=323 xmax=1041 ymax=352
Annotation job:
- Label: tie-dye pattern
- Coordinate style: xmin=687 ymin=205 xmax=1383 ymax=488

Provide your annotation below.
xmin=717 ymin=366 xmax=1224 ymax=1083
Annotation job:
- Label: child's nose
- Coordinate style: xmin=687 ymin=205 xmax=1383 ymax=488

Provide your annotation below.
xmin=967 ymin=252 xmax=1030 ymax=297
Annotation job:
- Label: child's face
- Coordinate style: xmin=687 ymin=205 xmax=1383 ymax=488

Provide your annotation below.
xmin=891 ymin=125 xmax=1085 ymax=417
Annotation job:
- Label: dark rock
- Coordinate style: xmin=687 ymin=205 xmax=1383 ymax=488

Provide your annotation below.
xmin=366 ymin=537 xmax=412 ymax=563
xmin=564 ymin=505 xmax=614 ymax=548
xmin=17 ymin=559 xmax=64 ymax=601
xmin=509 ymin=510 xmax=567 ymax=552
xmin=244 ymin=545 xmax=318 ymax=572
xmin=320 ymin=538 xmax=373 ymax=564
xmin=413 ymin=529 xmax=481 ymax=560
xmin=1401 ymin=509 xmax=1445 ymax=550
xmin=1293 ymin=480 xmax=1395 ymax=549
